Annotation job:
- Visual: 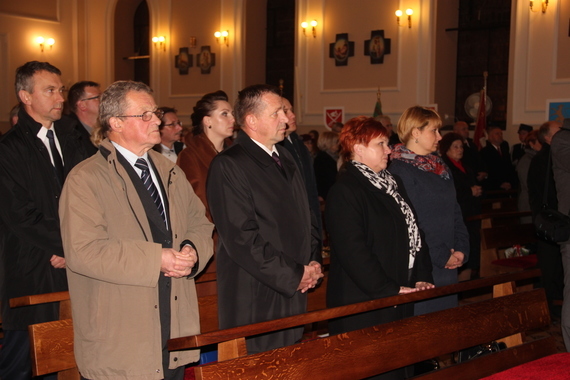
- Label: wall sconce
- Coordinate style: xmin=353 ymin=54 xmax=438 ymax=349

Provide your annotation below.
xmin=37 ymin=36 xmax=55 ymax=52
xmin=214 ymin=30 xmax=229 ymax=46
xmin=152 ymin=36 xmax=166 ymax=51
xmin=395 ymin=9 xmax=413 ymax=28
xmin=529 ymin=0 xmax=548 ymax=13
xmin=301 ymin=20 xmax=318 ymax=38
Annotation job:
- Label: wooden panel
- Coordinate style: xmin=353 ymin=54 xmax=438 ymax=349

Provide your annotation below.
xmin=195 ymin=290 xmax=549 ymax=379
xmin=28 ymin=319 xmax=75 ymax=377
xmin=198 ymin=295 xmax=219 ymax=334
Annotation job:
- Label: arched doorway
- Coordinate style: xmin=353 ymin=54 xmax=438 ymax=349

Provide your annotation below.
xmin=114 ymin=0 xmax=150 ymax=85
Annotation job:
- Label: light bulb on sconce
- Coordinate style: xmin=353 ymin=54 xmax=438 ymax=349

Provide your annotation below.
xmin=301 ymin=20 xmax=318 ymax=38
xmin=395 ymin=9 xmax=413 ymax=28
xmin=152 ymin=36 xmax=166 ymax=51
xmin=529 ymin=0 xmax=548 ymax=13
xmin=215 ymin=30 xmax=229 ymax=46
xmin=37 ymin=36 xmax=55 ymax=52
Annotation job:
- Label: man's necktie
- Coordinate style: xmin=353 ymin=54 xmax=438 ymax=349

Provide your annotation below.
xmin=134 ymin=158 xmax=166 ymax=225
xmin=46 ymin=129 xmax=64 ymax=184
xmin=272 ymin=152 xmax=286 ymax=176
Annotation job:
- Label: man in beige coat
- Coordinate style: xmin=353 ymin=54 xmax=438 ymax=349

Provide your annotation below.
xmin=60 ymin=81 xmax=213 ymax=380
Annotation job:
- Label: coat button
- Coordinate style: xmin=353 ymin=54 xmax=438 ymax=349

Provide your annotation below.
xmin=154 ymin=305 xmax=158 ymax=309
xmin=173 ymin=357 xmax=178 ymax=362
xmin=174 ymin=296 xmax=178 ymax=301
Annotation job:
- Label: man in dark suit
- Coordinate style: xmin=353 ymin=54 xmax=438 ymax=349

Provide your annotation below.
xmin=551 ymin=118 xmax=570 ymax=350
xmin=0 ymin=61 xmax=89 ymax=380
xmin=207 ymin=84 xmax=323 ymax=354
xmin=480 ymin=125 xmax=516 ymax=191
xmin=59 ymin=81 xmax=213 ymax=379
xmin=512 ymin=123 xmax=533 ymax=165
xmin=453 ymin=120 xmax=486 ymax=181
xmin=67 ymin=80 xmax=101 ymax=156
xmin=279 ymin=97 xmax=322 ymax=235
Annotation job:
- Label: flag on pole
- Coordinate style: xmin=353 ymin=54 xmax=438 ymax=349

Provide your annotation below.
xmin=373 ymin=87 xmax=383 ymax=117
xmin=473 ymin=72 xmax=488 ymax=150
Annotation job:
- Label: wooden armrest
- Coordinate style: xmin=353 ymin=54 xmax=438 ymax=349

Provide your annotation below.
xmin=10 ymin=291 xmax=70 ymax=308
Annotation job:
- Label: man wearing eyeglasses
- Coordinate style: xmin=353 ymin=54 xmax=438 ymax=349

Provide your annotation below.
xmin=59 ymin=80 xmax=213 ymax=380
xmin=0 ymin=61 xmax=89 ymax=380
xmin=154 ymin=106 xmax=185 ymax=162
xmin=67 ymin=80 xmax=101 ymax=156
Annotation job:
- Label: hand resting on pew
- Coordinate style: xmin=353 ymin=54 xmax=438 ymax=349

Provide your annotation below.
xmin=399 ymin=281 xmax=435 ymax=294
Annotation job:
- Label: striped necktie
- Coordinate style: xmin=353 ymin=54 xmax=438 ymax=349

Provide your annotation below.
xmin=134 ymin=158 xmax=166 ymax=225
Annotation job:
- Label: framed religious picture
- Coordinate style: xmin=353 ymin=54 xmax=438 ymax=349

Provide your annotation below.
xmin=174 ymin=47 xmax=192 ymax=75
xmin=546 ymin=99 xmax=570 ymax=123
xmin=329 ymin=34 xmax=354 ymax=66
xmin=199 ymin=46 xmax=216 ymax=74
xmin=364 ymin=30 xmax=391 ymax=64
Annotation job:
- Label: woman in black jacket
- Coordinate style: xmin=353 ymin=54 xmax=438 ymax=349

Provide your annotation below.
xmin=326 ymin=117 xmax=433 ymax=380
xmin=439 ymin=132 xmax=482 ymax=279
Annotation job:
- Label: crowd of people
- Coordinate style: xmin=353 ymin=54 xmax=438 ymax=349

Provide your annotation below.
xmin=0 ymin=60 xmax=569 ymax=380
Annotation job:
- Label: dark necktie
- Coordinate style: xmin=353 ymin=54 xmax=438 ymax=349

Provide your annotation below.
xmin=134 ymin=158 xmax=166 ymax=226
xmin=272 ymin=152 xmax=286 ymax=176
xmin=46 ymin=129 xmax=64 ymax=184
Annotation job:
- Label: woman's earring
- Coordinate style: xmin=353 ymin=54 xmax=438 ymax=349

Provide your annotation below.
xmin=415 ymin=138 xmax=419 ymax=144
xmin=208 ymin=125 xmax=212 ymax=129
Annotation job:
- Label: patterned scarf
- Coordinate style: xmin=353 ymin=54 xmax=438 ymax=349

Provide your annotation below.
xmin=352 ymin=160 xmax=421 ymax=269
xmin=390 ymin=144 xmax=451 ymax=180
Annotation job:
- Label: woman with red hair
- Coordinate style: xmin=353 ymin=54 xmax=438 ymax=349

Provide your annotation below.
xmin=326 ymin=116 xmax=433 ymax=379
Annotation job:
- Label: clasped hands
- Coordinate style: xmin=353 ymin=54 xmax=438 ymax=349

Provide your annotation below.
xmin=161 ymin=245 xmax=198 ymax=278
xmin=445 ymin=249 xmax=465 ymax=270
xmin=297 ymin=261 xmax=324 ymax=293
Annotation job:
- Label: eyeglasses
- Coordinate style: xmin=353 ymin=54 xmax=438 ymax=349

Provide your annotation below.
xmin=164 ymin=121 xmax=183 ymax=127
xmin=80 ymin=95 xmax=100 ymax=101
xmin=116 ymin=109 xmax=165 ymax=122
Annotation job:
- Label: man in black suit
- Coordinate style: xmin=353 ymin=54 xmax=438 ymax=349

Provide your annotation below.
xmin=279 ymin=97 xmax=322 ymax=234
xmin=512 ymin=123 xmax=533 ymax=165
xmin=207 ymin=84 xmax=323 ymax=354
xmin=0 ymin=61 xmax=89 ymax=380
xmin=480 ymin=125 xmax=516 ymax=191
xmin=67 ymin=80 xmax=101 ymax=156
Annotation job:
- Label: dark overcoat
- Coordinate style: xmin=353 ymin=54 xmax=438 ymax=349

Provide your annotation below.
xmin=0 ymin=109 xmax=88 ymax=329
xmin=279 ymin=132 xmax=322 ymax=234
xmin=325 ymin=163 xmax=433 ymax=335
xmin=389 ymin=159 xmax=469 ymax=315
xmin=206 ymin=131 xmax=321 ymax=353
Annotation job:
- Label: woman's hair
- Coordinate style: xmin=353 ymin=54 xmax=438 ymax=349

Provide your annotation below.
xmin=190 ymin=90 xmax=229 ymax=135
xmin=438 ymin=132 xmax=463 ymax=157
xmin=525 ymin=130 xmax=540 ymax=145
xmin=397 ymin=106 xmax=442 ymax=144
xmin=339 ymin=116 xmax=388 ymax=162
xmin=317 ymin=131 xmax=339 ymax=152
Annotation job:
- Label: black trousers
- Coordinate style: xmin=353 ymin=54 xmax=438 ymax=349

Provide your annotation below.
xmin=0 ymin=330 xmax=56 ymax=380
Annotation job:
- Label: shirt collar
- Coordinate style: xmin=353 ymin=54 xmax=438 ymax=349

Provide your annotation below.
xmin=250 ymin=138 xmax=278 ymax=156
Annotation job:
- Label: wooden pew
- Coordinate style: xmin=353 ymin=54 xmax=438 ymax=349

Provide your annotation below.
xmin=168 ymin=269 xmax=550 ymax=380
xmin=16 ymin=258 xmax=329 ymax=378
xmin=479 ymin=222 xmax=537 ymax=278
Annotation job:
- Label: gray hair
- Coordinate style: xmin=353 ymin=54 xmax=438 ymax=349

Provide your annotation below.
xmin=96 ymin=81 xmax=153 ymax=142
